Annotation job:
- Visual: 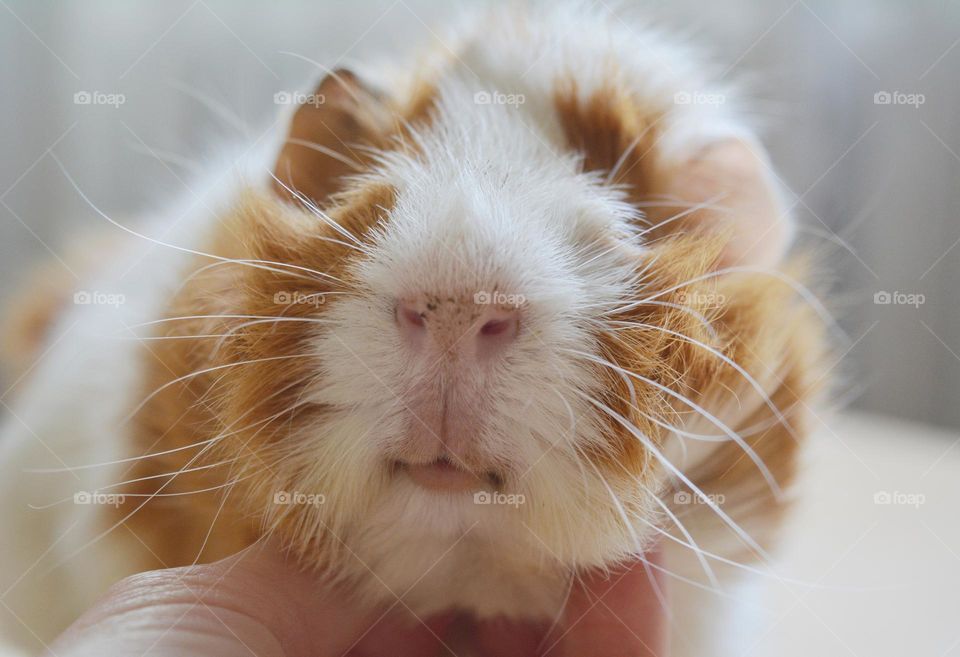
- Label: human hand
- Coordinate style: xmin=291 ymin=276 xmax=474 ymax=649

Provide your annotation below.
xmin=47 ymin=541 xmax=666 ymax=656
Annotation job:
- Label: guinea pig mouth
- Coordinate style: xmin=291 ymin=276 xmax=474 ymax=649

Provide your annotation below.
xmin=394 ymin=457 xmax=504 ymax=493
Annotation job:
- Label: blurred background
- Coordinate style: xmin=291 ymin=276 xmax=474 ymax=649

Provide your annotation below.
xmin=0 ymin=2 xmax=958 ymax=655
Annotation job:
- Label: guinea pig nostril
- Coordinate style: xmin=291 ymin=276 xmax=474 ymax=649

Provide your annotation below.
xmin=397 ymin=304 xmax=426 ymax=329
xmin=480 ymin=317 xmax=517 ymax=337
xmin=480 ymin=319 xmax=507 ymax=336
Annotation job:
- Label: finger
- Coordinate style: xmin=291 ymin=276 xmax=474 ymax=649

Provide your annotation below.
xmin=549 ymin=549 xmax=668 ymax=657
xmin=351 ymin=609 xmax=456 ymax=657
xmin=46 ymin=538 xmax=376 ymax=657
xmin=474 ymin=615 xmax=550 ymax=657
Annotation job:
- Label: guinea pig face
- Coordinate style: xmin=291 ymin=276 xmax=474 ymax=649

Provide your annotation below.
xmin=225 ymin=70 xmax=792 ymax=573
xmin=281 ymin=117 xmax=663 ymax=566
xmin=222 ymin=107 xmax=675 ymax=572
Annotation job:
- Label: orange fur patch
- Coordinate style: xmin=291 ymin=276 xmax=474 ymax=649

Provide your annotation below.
xmin=555 ymin=78 xmax=827 ymax=558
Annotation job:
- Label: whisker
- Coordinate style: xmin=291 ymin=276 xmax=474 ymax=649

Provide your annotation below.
xmin=605 ymin=320 xmax=800 ymax=445
xmin=566 ymin=348 xmax=783 ymax=498
xmin=277 ymin=51 xmax=366 ymax=105
xmin=569 ymin=387 xmax=771 ymax=560
xmin=168 ymin=78 xmax=250 ymax=135
xmin=123 ymin=353 xmax=315 ymax=425
xmin=566 ymin=427 xmax=720 ymax=592
xmin=95 ymin=458 xmax=239 ymax=492
xmin=125 ymin=314 xmax=335 ymax=332
xmin=606 ymin=302 xmax=718 ymax=339
xmin=635 ymin=193 xmax=729 ymax=237
xmin=41 ymin=441 xmax=229 ymax=575
xmin=269 ymin=172 xmax=374 ymax=252
xmin=24 ymin=436 xmax=223 ymax=474
xmin=42 ymin=382 xmax=304 ymax=574
xmin=191 ymin=478 xmax=235 ymax=566
xmin=27 ymin=469 xmax=247 ymax=510
xmin=127 ymin=143 xmax=202 ymax=176
xmin=605 ymin=134 xmax=643 ymax=185
xmin=607 ymin=265 xmax=844 ymax=344
xmin=103 ymin=478 xmax=254 ymax=498
xmin=52 ymin=154 xmax=346 ymax=286
xmin=281 ymin=138 xmax=364 ymax=171
xmin=210 ymin=317 xmax=332 ymax=355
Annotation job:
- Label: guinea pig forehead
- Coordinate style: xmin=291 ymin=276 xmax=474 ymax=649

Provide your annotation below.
xmin=356 ymin=190 xmax=579 ymax=302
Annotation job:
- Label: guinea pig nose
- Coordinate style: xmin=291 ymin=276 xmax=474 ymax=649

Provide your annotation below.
xmin=395 ymin=296 xmax=520 ymax=358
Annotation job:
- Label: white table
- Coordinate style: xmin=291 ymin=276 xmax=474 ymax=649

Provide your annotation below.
xmin=748 ymin=412 xmax=960 ymax=656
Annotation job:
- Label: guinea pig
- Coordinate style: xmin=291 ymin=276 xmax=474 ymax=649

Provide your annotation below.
xmin=0 ymin=4 xmax=827 ymax=656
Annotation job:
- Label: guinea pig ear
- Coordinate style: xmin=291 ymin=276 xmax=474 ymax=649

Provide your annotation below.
xmin=272 ymin=69 xmax=391 ymax=205
xmin=648 ymin=137 xmax=792 ymax=269
xmin=555 ymin=85 xmax=792 ymax=268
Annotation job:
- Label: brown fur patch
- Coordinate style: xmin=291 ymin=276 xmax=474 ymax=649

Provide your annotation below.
xmin=113 ymin=183 xmax=397 ymax=567
xmin=591 ymin=234 xmax=827 ymax=559
xmin=272 ymin=71 xmax=390 ymax=206
xmin=556 ymin=78 xmax=826 ymax=559
xmin=554 ymin=78 xmax=663 ymax=202
xmin=554 ymin=81 xmax=788 ymax=268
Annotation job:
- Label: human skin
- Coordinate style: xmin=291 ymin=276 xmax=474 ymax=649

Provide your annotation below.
xmin=46 ymin=540 xmax=667 ymax=657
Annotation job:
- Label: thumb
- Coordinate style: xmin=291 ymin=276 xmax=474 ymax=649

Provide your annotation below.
xmin=45 ymin=539 xmax=372 ymax=657
xmin=553 ymin=548 xmax=669 ymax=657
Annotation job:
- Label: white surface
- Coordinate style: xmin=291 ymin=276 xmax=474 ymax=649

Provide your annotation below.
xmin=756 ymin=412 xmax=960 ymax=656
